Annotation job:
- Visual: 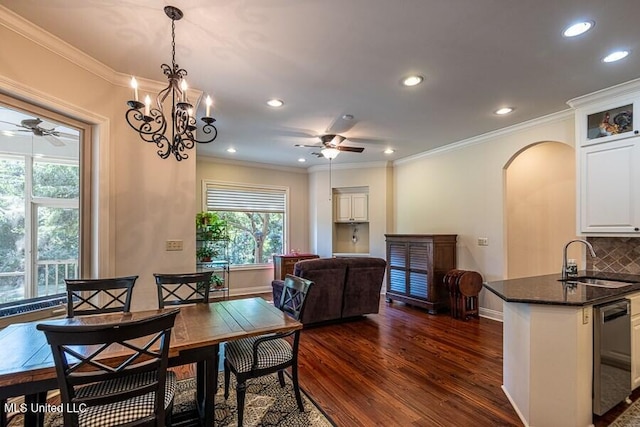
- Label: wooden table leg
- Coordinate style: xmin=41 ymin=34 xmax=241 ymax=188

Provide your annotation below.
xmin=23 ymin=392 xmax=47 ymax=427
xmin=194 ymin=345 xmax=219 ymax=426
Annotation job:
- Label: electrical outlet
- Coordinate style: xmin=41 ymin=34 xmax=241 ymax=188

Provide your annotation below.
xmin=166 ymin=240 xmax=183 ymax=251
xmin=582 ymin=307 xmax=590 ymax=325
xmin=477 ymin=237 xmax=489 ymax=246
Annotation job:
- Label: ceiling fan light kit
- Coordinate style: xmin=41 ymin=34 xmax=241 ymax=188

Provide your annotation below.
xmin=125 ymin=5 xmax=218 ymax=161
xmin=321 ymin=147 xmax=340 ymax=159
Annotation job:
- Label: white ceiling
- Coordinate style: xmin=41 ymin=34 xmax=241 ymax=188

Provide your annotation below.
xmin=2 ymin=0 xmax=640 ymax=167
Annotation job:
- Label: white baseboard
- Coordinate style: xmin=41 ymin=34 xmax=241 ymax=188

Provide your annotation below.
xmin=479 ymin=307 xmax=503 ymax=322
xmin=502 ymin=385 xmax=530 ymax=427
xmin=230 ymin=285 xmax=272 ymax=297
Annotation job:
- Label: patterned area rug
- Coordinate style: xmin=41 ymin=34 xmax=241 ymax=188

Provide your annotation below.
xmin=611 ymin=400 xmax=640 ymax=427
xmin=10 ymin=373 xmax=335 ymax=427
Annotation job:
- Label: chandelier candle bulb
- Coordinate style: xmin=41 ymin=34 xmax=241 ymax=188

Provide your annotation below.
xmin=181 ymin=80 xmax=188 ymax=102
xmin=205 ymin=96 xmax=212 ymax=117
xmin=144 ymin=95 xmax=151 ymax=117
xmin=131 ymin=77 xmax=139 ymax=101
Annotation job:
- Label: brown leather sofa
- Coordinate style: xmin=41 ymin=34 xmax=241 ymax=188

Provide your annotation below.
xmin=271 ymin=257 xmax=386 ymax=325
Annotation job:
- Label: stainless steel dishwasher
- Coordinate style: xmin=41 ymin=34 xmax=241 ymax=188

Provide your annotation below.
xmin=593 ymin=299 xmax=631 ymax=416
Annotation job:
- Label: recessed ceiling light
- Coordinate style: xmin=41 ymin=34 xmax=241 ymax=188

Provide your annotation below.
xmin=342 ymin=114 xmax=354 ymax=120
xmin=495 ymin=107 xmax=514 ymax=115
xmin=298 ymin=158 xmax=306 ymax=163
xmin=384 ymin=148 xmax=395 ymax=154
xmin=266 ymin=99 xmax=284 ymax=107
xmin=226 ymin=147 xmax=236 ymax=153
xmin=603 ymin=50 xmax=629 ymax=63
xmin=563 ymin=21 xmax=594 ymax=38
xmin=402 ymin=75 xmax=424 ymax=87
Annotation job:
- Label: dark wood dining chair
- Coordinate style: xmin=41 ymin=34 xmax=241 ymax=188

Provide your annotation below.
xmin=37 ymin=309 xmax=179 ymax=427
xmin=153 ymin=271 xmax=214 ymax=308
xmin=223 ymin=274 xmax=313 ymax=426
xmin=64 ymin=275 xmax=138 ymax=317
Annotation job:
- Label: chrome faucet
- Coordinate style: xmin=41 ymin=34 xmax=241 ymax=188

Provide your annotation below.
xmin=561 ymin=239 xmax=596 ymax=280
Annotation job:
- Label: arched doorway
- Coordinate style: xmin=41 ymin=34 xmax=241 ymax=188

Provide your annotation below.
xmin=505 ymin=141 xmax=579 ymax=278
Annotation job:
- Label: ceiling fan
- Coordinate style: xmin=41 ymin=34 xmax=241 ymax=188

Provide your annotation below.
xmin=0 ymin=118 xmax=76 ymax=146
xmin=290 ymin=114 xmax=372 ymax=159
xmin=296 ymin=134 xmax=365 ymax=159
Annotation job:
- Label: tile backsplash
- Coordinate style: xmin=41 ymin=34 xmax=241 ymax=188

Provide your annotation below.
xmin=586 ymin=237 xmax=640 ymax=274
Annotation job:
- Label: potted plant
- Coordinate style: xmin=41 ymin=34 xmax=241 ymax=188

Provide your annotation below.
xmin=211 ymin=274 xmax=224 ymax=288
xmin=196 ymin=211 xmax=228 ymax=241
xmin=196 ymin=245 xmax=215 ymax=262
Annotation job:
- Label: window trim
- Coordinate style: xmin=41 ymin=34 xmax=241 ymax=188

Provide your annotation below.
xmin=202 ymin=180 xmax=289 ymax=267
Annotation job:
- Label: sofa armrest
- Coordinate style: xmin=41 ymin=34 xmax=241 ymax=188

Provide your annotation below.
xmin=271 ymin=280 xmax=284 ymax=309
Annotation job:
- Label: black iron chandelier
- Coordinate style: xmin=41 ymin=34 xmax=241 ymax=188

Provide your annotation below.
xmin=125 ymin=5 xmax=218 ymax=161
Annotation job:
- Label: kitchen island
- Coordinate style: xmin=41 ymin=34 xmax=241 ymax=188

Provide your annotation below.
xmin=484 ymin=271 xmax=640 ymax=427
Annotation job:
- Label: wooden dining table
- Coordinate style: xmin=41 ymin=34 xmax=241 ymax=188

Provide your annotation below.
xmin=0 ymin=297 xmax=301 ymax=427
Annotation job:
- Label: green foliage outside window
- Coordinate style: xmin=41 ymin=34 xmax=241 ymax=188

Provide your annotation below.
xmin=0 ymin=158 xmax=79 ymax=304
xmin=215 ymin=211 xmax=283 ymax=265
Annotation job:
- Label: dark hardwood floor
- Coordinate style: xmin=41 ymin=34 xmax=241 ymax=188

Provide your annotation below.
xmin=179 ymin=294 xmax=633 ymax=426
xmin=295 ymin=301 xmax=520 ymax=426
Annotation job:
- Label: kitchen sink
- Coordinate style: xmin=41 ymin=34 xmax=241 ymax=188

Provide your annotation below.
xmin=560 ymin=276 xmax=638 ymax=289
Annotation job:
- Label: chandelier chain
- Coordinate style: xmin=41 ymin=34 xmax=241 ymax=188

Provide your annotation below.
xmin=171 ymin=18 xmax=176 ymax=69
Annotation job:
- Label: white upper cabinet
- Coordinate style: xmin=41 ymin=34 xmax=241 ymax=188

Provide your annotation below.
xmin=569 ymin=84 xmax=640 ymax=235
xmin=335 ymin=193 xmax=368 ymax=222
xmin=580 ymin=139 xmax=640 ymax=233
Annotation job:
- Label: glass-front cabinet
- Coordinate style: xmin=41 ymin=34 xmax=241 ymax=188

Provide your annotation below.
xmin=579 ymin=97 xmax=638 ymax=147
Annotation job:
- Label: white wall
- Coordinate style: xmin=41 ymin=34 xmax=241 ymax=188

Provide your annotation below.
xmin=308 ymin=162 xmax=392 ymax=260
xmin=196 ymin=157 xmax=309 ymax=295
xmin=505 ymin=142 xmax=580 ymax=278
xmin=0 ymin=9 xmax=196 ymax=311
xmin=393 ymin=113 xmax=575 ymax=314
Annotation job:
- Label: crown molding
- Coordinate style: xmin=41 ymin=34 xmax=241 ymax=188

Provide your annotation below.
xmin=567 ymin=77 xmax=640 ymax=108
xmin=0 ymin=6 xmax=203 ymax=101
xmin=307 ymin=160 xmax=391 ymax=173
xmin=0 ymin=5 xmax=116 ymax=84
xmin=394 ymin=109 xmax=574 ymax=166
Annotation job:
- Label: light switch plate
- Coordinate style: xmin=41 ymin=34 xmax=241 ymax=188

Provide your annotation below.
xmin=477 ymin=237 xmax=489 ymax=246
xmin=582 ymin=307 xmax=590 ymax=324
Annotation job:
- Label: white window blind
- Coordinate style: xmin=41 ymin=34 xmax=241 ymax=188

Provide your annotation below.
xmin=206 ymin=183 xmax=286 ymax=213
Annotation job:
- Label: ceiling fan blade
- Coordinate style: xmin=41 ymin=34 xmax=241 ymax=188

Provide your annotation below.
xmin=326 ymin=114 xmax=357 ymax=134
xmin=44 ymin=135 xmax=65 ymax=147
xmin=344 ymin=137 xmax=385 ymax=145
xmin=295 ymin=144 xmax=322 ymax=148
xmin=337 ymin=146 xmax=364 ymax=153
xmin=51 ymin=130 xmax=78 ymax=140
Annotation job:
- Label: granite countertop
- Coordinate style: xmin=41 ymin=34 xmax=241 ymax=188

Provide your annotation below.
xmin=484 ymin=271 xmax=640 ymax=306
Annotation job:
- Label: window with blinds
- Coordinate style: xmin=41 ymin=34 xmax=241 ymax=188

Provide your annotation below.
xmin=204 ymin=182 xmax=287 ymax=266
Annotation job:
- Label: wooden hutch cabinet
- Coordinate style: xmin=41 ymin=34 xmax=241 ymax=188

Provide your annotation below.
xmin=385 ymin=234 xmax=457 ymax=314
xmin=272 ymin=253 xmax=319 ymax=280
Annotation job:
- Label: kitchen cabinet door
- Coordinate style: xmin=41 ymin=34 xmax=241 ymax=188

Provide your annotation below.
xmin=579 ymin=138 xmax=640 ymax=234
